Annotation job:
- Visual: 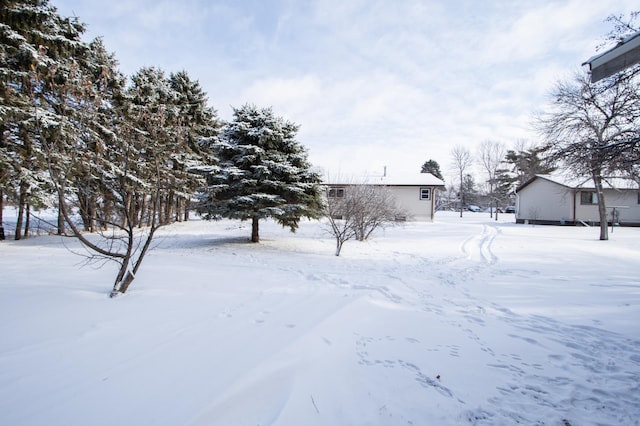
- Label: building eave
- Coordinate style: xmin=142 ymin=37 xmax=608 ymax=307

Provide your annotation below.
xmin=583 ymin=30 xmax=640 ymax=83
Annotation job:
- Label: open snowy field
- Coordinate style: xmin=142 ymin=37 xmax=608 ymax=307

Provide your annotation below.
xmin=0 ymin=210 xmax=638 ymax=426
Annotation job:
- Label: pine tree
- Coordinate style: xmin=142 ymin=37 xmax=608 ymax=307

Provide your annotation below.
xmin=199 ymin=104 xmax=323 ymax=242
xmin=0 ymin=0 xmax=87 ymax=239
xmin=168 ymin=70 xmax=221 ymax=221
xmin=504 ymin=146 xmax=555 ymax=188
xmin=420 ymin=159 xmax=444 ymax=181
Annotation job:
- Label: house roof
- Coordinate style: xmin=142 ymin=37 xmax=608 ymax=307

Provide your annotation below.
xmin=517 ymin=174 xmax=640 ymax=192
xmin=325 ymin=173 xmax=445 ymax=187
xmin=583 ymin=30 xmax=640 ymax=83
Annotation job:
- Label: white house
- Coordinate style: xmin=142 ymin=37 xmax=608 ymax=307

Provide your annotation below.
xmin=325 ymin=173 xmax=446 ymax=221
xmin=515 ymin=174 xmax=640 ymax=226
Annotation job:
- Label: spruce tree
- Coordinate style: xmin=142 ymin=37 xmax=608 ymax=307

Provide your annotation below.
xmin=0 ymin=0 xmax=87 ymax=239
xmin=199 ymin=104 xmax=323 ymax=242
xmin=168 ymin=70 xmax=221 ymax=221
xmin=420 ymin=159 xmax=444 ymax=181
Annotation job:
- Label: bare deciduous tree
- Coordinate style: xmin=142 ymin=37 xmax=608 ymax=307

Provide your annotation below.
xmin=450 ymin=145 xmax=472 ymax=217
xmin=477 ymin=140 xmax=506 ymax=220
xmin=324 ymin=183 xmax=406 ymax=256
xmin=537 ymin=71 xmax=640 ymax=240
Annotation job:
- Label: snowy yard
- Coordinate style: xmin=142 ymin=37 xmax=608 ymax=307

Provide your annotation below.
xmin=0 ymin=211 xmax=639 ymax=425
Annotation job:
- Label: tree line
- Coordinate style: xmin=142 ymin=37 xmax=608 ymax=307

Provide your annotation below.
xmin=1 ymin=0 xmax=324 ymax=294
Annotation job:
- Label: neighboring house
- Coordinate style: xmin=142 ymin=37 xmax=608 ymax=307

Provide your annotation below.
xmin=515 ymin=174 xmax=640 ymax=226
xmin=325 ymin=173 xmax=446 ymax=221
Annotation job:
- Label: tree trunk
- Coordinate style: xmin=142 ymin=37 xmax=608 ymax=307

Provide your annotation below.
xmin=15 ymin=185 xmax=26 ymax=240
xmin=89 ymin=194 xmax=97 ymax=232
xmin=251 ymin=216 xmax=260 ymax=243
xmin=128 ymin=193 xmax=137 ymax=228
xmin=138 ymin=193 xmax=147 ymax=228
xmin=459 ymin=172 xmax=464 ymax=218
xmin=102 ymin=195 xmax=113 ymax=230
xmin=593 ymin=172 xmax=608 ymax=241
xmin=177 ymin=197 xmax=185 ymax=222
xmin=335 ymin=237 xmax=343 ymax=256
xmin=146 ymin=194 xmax=155 ymax=227
xmin=58 ymin=191 xmax=66 ymax=235
xmin=24 ymin=203 xmax=30 ymax=238
xmin=112 ymin=270 xmax=135 ymax=297
xmin=78 ymin=192 xmax=91 ymax=232
xmin=0 ymin=188 xmax=4 ymax=240
xmin=166 ymin=192 xmax=175 ymax=225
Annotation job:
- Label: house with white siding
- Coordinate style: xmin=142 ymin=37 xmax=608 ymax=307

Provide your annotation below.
xmin=325 ymin=173 xmax=446 ymax=221
xmin=515 ymin=174 xmax=640 ymax=226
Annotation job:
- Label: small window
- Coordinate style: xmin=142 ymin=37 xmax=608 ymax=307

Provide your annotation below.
xmin=420 ymin=188 xmax=431 ymax=200
xmin=328 ymin=187 xmax=345 ymax=198
xmin=637 ymin=192 xmax=640 ymax=204
xmin=580 ymin=191 xmax=597 ymax=205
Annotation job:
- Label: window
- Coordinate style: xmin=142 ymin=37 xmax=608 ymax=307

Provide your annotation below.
xmin=580 ymin=191 xmax=597 ymax=205
xmin=637 ymin=192 xmax=640 ymax=204
xmin=420 ymin=188 xmax=431 ymax=200
xmin=328 ymin=187 xmax=345 ymax=198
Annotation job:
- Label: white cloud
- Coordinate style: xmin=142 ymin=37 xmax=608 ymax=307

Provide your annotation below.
xmin=51 ymin=0 xmax=638 ymax=177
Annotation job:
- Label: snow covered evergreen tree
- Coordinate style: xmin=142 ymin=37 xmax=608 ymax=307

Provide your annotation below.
xmin=1 ymin=0 xmax=222 ymax=293
xmin=0 ymin=0 xmax=87 ymax=239
xmin=168 ymin=70 xmax=221 ymax=221
xmin=198 ymin=104 xmax=323 ymax=243
xmin=420 ymin=159 xmax=444 ymax=181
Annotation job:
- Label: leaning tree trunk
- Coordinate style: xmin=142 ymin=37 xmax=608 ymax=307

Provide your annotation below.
xmin=251 ymin=216 xmax=260 ymax=243
xmin=335 ymin=237 xmax=344 ymax=256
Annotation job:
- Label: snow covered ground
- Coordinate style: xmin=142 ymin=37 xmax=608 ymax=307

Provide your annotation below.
xmin=0 ymin=210 xmax=638 ymax=425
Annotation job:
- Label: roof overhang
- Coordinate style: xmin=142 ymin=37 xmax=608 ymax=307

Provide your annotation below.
xmin=583 ymin=31 xmax=640 ymax=83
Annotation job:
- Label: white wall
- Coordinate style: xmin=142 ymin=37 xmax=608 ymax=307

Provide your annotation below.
xmin=606 ymin=190 xmax=640 ymax=224
xmin=390 ymin=186 xmax=434 ymax=221
xmin=518 ymin=178 xmax=640 ymax=224
xmin=517 ymin=179 xmax=573 ymax=222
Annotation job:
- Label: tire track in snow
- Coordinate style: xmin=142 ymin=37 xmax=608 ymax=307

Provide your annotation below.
xmin=460 ymin=224 xmax=499 ymax=265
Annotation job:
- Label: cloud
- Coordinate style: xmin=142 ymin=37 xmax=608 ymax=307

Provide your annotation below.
xmin=51 ymin=0 xmax=638 ymax=178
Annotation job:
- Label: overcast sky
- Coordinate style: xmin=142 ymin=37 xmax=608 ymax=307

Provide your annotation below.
xmin=52 ymin=0 xmax=636 ymax=179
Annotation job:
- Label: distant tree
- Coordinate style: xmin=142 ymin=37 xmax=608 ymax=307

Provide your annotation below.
xmin=461 ymin=174 xmax=478 ymax=206
xmin=420 ymin=159 xmax=444 ymax=181
xmin=198 ymin=104 xmax=323 ymax=243
xmin=477 ymin=140 xmax=506 ymax=219
xmin=324 ymin=183 xmax=406 ymax=256
xmin=450 ymin=145 xmax=472 ymax=217
xmin=503 ymin=144 xmax=556 ymax=189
